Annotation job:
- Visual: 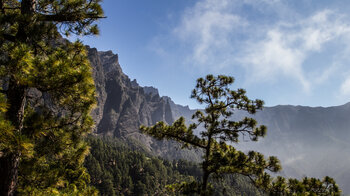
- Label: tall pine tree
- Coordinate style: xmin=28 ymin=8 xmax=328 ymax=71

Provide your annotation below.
xmin=141 ymin=75 xmax=281 ymax=195
xmin=141 ymin=75 xmax=340 ymax=195
xmin=0 ymin=0 xmax=103 ymax=195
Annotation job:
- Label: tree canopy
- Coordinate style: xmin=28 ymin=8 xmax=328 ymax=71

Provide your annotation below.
xmin=85 ymin=136 xmax=264 ymax=196
xmin=0 ymin=0 xmax=103 ymax=195
xmin=141 ymin=74 xmax=340 ymax=196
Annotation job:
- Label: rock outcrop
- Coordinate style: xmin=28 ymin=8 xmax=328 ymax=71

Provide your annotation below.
xmin=88 ymin=47 xmax=200 ymax=161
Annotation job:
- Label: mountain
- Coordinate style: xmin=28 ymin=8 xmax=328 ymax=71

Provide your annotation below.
xmin=87 ymin=47 xmax=200 ymax=161
xmin=87 ymin=47 xmax=350 ymax=194
xmin=232 ymin=104 xmax=350 ymax=194
xmin=163 ymin=100 xmax=350 ymax=194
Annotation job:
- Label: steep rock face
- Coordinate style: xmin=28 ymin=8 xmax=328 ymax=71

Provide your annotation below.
xmin=88 ymin=47 xmax=173 ymax=136
xmin=88 ymin=47 xmax=107 ymax=127
xmin=142 ymin=86 xmax=159 ymax=96
xmin=87 ymin=48 xmax=199 ymax=161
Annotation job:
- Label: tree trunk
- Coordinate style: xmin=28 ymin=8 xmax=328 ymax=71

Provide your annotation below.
xmin=0 ymin=1 xmax=34 ymax=195
xmin=201 ymin=136 xmax=212 ymax=196
xmin=6 ymin=80 xmax=27 ymax=135
xmin=0 ymin=153 xmax=21 ymax=196
xmin=21 ymin=0 xmax=35 ymax=14
xmin=0 ymin=0 xmax=4 ymax=14
xmin=0 ymin=79 xmax=27 ymax=196
xmin=201 ymin=170 xmax=210 ymax=196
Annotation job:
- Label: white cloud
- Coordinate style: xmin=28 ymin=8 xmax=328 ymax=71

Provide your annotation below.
xmin=151 ymin=0 xmax=350 ymax=102
xmin=284 ymin=154 xmax=305 ymax=166
xmin=241 ymin=10 xmax=350 ymax=91
xmin=241 ymin=29 xmax=310 ymax=91
xmin=340 ymin=76 xmax=350 ymax=98
xmin=312 ymin=62 xmax=339 ymax=85
xmin=300 ymin=10 xmax=350 ymax=51
xmin=173 ymin=0 xmax=246 ymax=70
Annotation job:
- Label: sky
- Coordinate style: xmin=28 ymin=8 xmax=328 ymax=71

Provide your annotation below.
xmin=75 ymin=0 xmax=350 ymax=109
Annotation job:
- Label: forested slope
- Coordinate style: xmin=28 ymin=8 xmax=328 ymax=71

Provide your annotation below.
xmin=85 ymin=136 xmax=264 ymax=196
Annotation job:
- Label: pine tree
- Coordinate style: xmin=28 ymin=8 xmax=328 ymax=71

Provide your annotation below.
xmin=0 ymin=0 xmax=103 ymax=195
xmin=141 ymin=75 xmax=281 ymax=195
xmin=141 ymin=74 xmax=341 ymax=195
xmin=269 ymin=176 xmax=340 ymax=196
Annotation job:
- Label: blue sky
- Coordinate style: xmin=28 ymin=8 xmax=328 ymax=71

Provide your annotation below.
xmin=77 ymin=0 xmax=350 ymax=109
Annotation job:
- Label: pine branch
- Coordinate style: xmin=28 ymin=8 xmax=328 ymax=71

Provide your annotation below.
xmin=160 ymin=132 xmax=206 ymax=149
xmin=1 ymin=34 xmax=16 ymax=42
xmin=38 ymin=13 xmax=106 ymax=22
xmin=3 ymin=6 xmax=20 ymax=9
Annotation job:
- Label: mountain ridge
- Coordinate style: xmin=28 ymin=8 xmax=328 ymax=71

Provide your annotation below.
xmin=87 ymin=47 xmax=201 ymax=161
xmin=87 ymin=48 xmax=350 ymax=194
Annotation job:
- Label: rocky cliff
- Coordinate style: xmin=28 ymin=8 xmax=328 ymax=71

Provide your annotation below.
xmin=87 ymin=47 xmax=200 ymax=161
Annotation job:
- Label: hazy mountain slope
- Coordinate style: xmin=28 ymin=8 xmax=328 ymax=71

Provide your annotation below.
xmin=234 ymin=104 xmax=350 ymax=194
xmin=169 ymin=102 xmax=350 ymax=194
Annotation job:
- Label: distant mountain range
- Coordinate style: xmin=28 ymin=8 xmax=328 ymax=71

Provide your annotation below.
xmin=233 ymin=104 xmax=350 ymax=194
xmin=87 ymin=48 xmax=350 ymax=194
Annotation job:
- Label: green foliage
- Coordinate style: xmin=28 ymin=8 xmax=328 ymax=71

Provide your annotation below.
xmin=0 ymin=0 xmax=103 ymax=194
xmin=2 ymin=40 xmax=98 ymax=194
xmin=0 ymin=90 xmax=16 ymax=158
xmin=141 ymin=75 xmax=280 ymax=195
xmin=85 ymin=136 xmax=264 ymax=196
xmin=85 ymin=136 xmax=192 ymax=196
xmin=269 ymin=176 xmax=340 ymax=196
xmin=141 ymin=75 xmax=341 ymax=195
xmin=0 ymin=0 xmax=104 ymax=41
xmin=17 ymin=108 xmax=98 ymax=195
